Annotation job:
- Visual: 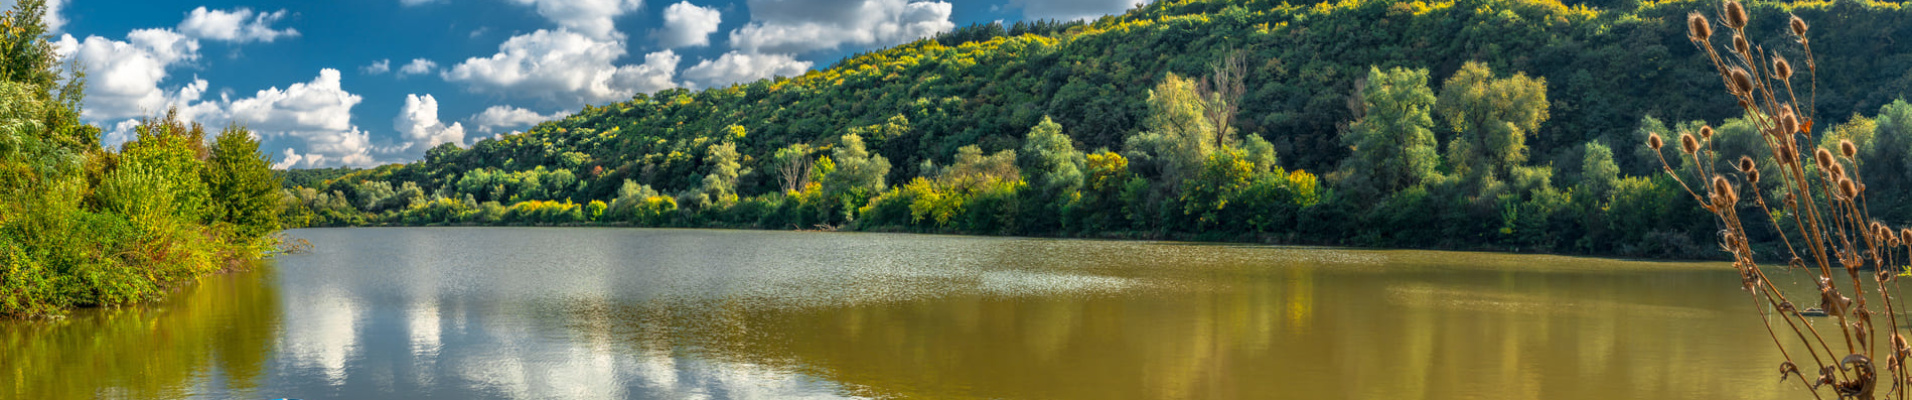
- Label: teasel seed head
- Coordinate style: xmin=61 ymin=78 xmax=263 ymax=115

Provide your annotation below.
xmin=1680 ymin=133 xmax=1700 ymax=154
xmin=1729 ymin=67 xmax=1754 ymax=94
xmin=1737 ymin=156 xmax=1756 ymax=172
xmin=1790 ymin=14 xmax=1808 ymax=36
xmin=1778 ymin=145 xmax=1797 ymax=165
xmin=1724 ymin=0 xmax=1748 ymax=29
xmin=1816 ymin=148 xmax=1835 ymax=170
xmin=1840 ymin=177 xmax=1859 ymax=199
xmin=1700 ymin=125 xmax=1715 ymax=140
xmin=1689 ymin=13 xmax=1714 ymax=41
xmin=1774 ymin=56 xmax=1794 ymax=80
xmin=1900 ymin=228 xmax=1912 ymax=247
xmin=1648 ymin=133 xmax=1664 ymax=150
xmin=1831 ymin=162 xmax=1844 ymax=178
xmin=1841 ymin=139 xmax=1858 ymax=159
xmin=1747 ymin=168 xmax=1760 ymax=183
xmin=1780 ymin=106 xmax=1800 ymax=135
xmin=1733 ymin=34 xmax=1750 ymax=55
xmin=1785 ymin=193 xmax=1798 ymax=208
xmin=1713 ymin=176 xmax=1739 ymax=205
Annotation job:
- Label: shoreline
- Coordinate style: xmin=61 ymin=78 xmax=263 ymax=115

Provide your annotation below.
xmin=283 ymin=223 xmax=1737 ymax=265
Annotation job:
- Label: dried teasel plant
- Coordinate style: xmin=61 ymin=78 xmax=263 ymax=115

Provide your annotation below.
xmin=1656 ymin=2 xmax=1912 ymax=398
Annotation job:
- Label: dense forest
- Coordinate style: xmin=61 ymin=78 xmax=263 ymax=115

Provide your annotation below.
xmin=0 ymin=0 xmax=285 ymax=317
xmin=281 ymin=0 xmax=1912 ymax=260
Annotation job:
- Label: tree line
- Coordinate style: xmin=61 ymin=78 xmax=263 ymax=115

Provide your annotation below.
xmin=283 ymin=0 xmax=1912 ymax=260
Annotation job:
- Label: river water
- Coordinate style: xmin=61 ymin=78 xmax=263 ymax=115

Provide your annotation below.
xmin=1 ymin=227 xmax=1823 ymax=399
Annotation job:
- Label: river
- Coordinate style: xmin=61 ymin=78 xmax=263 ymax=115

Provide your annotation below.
xmin=1 ymin=227 xmax=1819 ymax=399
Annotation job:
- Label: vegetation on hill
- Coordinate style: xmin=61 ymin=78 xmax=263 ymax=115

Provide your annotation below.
xmin=283 ymin=0 xmax=1912 ymax=260
xmin=0 ymin=0 xmax=285 ymax=318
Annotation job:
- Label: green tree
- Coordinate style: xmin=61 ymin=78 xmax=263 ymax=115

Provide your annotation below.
xmin=822 ymin=133 xmax=890 ymax=220
xmin=1126 ymin=73 xmax=1218 ymax=188
xmin=1342 ymin=66 xmax=1441 ymax=195
xmin=121 ymin=109 xmax=212 ymax=223
xmin=700 ymin=142 xmax=744 ymax=206
xmin=203 ymin=124 xmax=283 ymax=239
xmin=0 ymin=0 xmax=89 ymax=151
xmin=1019 ymin=116 xmax=1084 ymax=197
xmin=1436 ymin=61 xmax=1549 ymax=181
xmin=1578 ymin=141 xmax=1619 ymax=201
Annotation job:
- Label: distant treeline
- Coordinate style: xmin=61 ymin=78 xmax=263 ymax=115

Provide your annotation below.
xmin=281 ymin=0 xmax=1912 ymax=260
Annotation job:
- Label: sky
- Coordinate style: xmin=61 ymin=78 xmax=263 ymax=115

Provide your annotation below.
xmin=18 ymin=0 xmax=1150 ymax=169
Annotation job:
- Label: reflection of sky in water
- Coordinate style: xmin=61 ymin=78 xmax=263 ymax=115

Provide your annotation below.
xmin=249 ymin=228 xmax=911 ymax=399
xmin=21 ymin=227 xmax=1793 ymax=400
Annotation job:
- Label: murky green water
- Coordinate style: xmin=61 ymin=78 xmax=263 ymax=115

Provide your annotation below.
xmin=1 ymin=227 xmax=1826 ymax=399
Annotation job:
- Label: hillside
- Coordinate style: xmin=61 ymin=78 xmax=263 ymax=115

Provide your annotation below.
xmin=284 ymin=0 xmax=1912 ymax=259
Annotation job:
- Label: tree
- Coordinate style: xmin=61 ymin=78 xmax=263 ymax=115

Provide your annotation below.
xmin=700 ymin=142 xmax=744 ymax=206
xmin=1127 ymin=73 xmax=1218 ymax=189
xmin=1342 ymin=66 xmax=1441 ymax=194
xmin=1578 ymin=141 xmax=1619 ymax=201
xmin=1436 ymin=61 xmax=1549 ymax=181
xmin=1199 ymin=50 xmax=1248 ymax=149
xmin=1019 ymin=116 xmax=1084 ymax=197
xmin=0 ymin=0 xmax=88 ymax=151
xmin=203 ymin=123 xmax=283 ymax=239
xmin=122 ymin=108 xmax=212 ymax=222
xmin=822 ymin=133 xmax=890 ymax=219
xmin=772 ymin=143 xmax=813 ymax=193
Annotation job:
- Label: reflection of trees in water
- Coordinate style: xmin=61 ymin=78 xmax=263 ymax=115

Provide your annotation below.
xmin=0 ymin=266 xmax=281 ymax=400
xmin=571 ymin=267 xmax=1808 ymax=400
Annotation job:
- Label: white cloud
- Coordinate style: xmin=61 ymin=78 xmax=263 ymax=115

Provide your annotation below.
xmin=0 ymin=0 xmax=67 ymax=33
xmin=395 ymin=94 xmax=466 ymax=149
xmin=508 ymin=0 xmax=644 ymax=39
xmin=400 ymin=0 xmax=444 ymax=6
xmin=1011 ymin=0 xmax=1149 ymax=21
xmin=682 ymin=52 xmax=810 ymax=88
xmin=728 ymin=0 xmax=953 ymax=54
xmin=443 ymin=30 xmax=679 ymax=107
xmin=177 ymin=7 xmax=300 ymax=43
xmin=55 ymin=30 xmax=202 ymax=122
xmin=654 ymin=2 xmax=721 ymax=48
xmin=397 ymin=58 xmax=438 ymax=77
xmin=272 ymin=148 xmax=305 ymax=170
xmin=228 ymin=69 xmax=380 ymax=168
xmin=469 ymin=105 xmax=570 ymax=134
xmin=362 ymin=59 xmax=391 ymax=75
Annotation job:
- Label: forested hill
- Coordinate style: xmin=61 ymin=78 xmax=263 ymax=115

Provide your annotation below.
xmin=287 ymin=0 xmax=1912 ymax=259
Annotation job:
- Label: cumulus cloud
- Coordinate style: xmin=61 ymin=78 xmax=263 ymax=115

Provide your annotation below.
xmin=177 ymin=7 xmax=300 ymax=43
xmin=443 ymin=30 xmax=679 ymax=107
xmin=395 ymin=94 xmax=466 ymax=149
xmin=362 ymin=59 xmax=391 ymax=75
xmin=1010 ymin=0 xmax=1149 ymax=21
xmin=654 ymin=2 xmax=721 ymax=48
xmin=508 ymin=0 xmax=644 ymax=39
xmin=397 ymin=58 xmax=438 ymax=77
xmin=55 ymin=30 xmax=202 ymax=122
xmin=272 ymin=148 xmax=305 ymax=170
xmin=681 ymin=51 xmax=811 ymax=88
xmin=469 ymin=105 xmax=570 ymax=134
xmin=228 ymin=69 xmax=381 ymax=168
xmin=728 ymin=0 xmax=953 ymax=54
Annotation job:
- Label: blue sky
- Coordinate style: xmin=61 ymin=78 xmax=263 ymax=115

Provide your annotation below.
xmin=21 ymin=0 xmax=1148 ymax=168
